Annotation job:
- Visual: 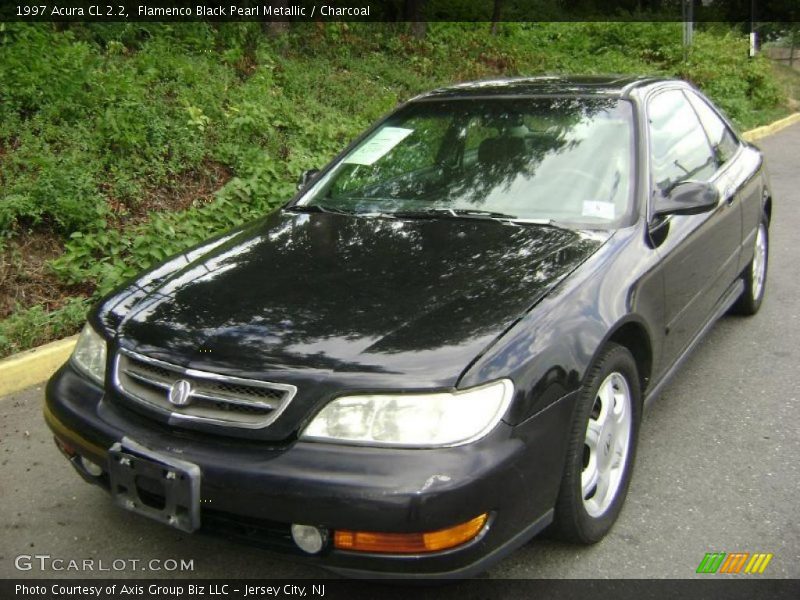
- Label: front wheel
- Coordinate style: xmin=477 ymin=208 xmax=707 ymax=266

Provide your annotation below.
xmin=551 ymin=343 xmax=641 ymax=544
xmin=731 ymin=218 xmax=769 ymax=316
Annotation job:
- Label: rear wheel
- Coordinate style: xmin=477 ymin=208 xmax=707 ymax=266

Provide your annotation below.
xmin=551 ymin=343 xmax=641 ymax=543
xmin=732 ymin=218 xmax=769 ymax=316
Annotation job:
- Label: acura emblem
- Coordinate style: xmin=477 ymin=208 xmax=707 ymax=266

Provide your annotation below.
xmin=168 ymin=379 xmax=193 ymax=407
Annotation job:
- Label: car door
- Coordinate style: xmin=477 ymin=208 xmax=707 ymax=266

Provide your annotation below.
xmin=646 ymin=88 xmax=743 ymax=366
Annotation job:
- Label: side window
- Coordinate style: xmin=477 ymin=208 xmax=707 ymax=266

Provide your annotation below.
xmin=685 ymin=91 xmax=740 ymax=166
xmin=647 ymin=90 xmax=716 ymax=195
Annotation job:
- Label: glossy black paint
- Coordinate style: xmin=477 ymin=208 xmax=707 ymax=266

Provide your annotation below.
xmin=116 ymin=213 xmax=603 ymax=384
xmin=653 ymin=180 xmax=720 ymax=217
xmin=103 ymin=210 xmax=604 ymax=439
xmin=46 ymin=76 xmax=772 ymax=577
xmin=419 ymin=75 xmax=662 ymax=100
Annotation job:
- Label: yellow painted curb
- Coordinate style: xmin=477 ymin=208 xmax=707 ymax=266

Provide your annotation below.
xmin=742 ymin=112 xmax=800 ymax=142
xmin=0 ymin=335 xmax=77 ymax=397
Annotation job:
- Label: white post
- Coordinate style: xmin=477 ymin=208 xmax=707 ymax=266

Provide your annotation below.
xmin=682 ymin=0 xmax=693 ymax=60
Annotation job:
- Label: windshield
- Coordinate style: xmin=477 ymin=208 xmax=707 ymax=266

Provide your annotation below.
xmin=296 ymin=97 xmax=635 ymax=228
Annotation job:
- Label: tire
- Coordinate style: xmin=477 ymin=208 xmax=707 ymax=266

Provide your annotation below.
xmin=550 ymin=343 xmax=641 ymax=544
xmin=731 ymin=217 xmax=769 ymax=316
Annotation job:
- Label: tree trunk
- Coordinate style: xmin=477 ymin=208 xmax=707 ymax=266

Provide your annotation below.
xmin=265 ymin=0 xmax=290 ymax=37
xmin=490 ymin=0 xmax=503 ymax=36
xmin=404 ymin=0 xmax=427 ymax=40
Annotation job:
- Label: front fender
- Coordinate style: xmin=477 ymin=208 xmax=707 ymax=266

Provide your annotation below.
xmin=461 ymin=224 xmax=664 ymax=425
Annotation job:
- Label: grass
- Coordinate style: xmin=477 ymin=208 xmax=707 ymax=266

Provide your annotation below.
xmin=769 ymin=61 xmax=800 ymax=112
xmin=0 ymin=22 xmax=794 ymax=358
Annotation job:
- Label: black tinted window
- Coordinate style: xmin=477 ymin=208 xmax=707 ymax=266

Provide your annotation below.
xmin=648 ymin=90 xmax=716 ymax=194
xmin=685 ymin=91 xmax=739 ymax=166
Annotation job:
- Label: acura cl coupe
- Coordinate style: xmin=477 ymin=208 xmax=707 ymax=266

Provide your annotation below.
xmin=46 ymin=76 xmax=771 ymax=578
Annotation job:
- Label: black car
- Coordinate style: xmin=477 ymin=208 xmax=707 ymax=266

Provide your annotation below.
xmin=46 ymin=75 xmax=771 ymax=578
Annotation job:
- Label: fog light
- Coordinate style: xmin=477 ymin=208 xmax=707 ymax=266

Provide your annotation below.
xmin=291 ymin=524 xmax=328 ymax=554
xmin=79 ymin=456 xmax=103 ymax=477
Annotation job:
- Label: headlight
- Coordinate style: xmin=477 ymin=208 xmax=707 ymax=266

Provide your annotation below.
xmin=301 ymin=379 xmax=513 ymax=448
xmin=70 ymin=323 xmax=107 ymax=385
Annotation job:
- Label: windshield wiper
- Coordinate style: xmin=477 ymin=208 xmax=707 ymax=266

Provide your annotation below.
xmin=288 ymin=205 xmax=573 ymax=230
xmin=285 ymin=204 xmax=353 ymax=216
xmin=510 ymin=217 xmax=571 ymax=229
xmin=390 ymin=209 xmax=576 ymax=230
xmin=392 ymin=208 xmax=518 ymax=221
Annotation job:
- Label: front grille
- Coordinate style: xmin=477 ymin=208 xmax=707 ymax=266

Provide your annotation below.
xmin=113 ymin=349 xmax=297 ymax=429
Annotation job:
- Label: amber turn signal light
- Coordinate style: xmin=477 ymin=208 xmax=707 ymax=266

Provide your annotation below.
xmin=333 ymin=513 xmax=488 ymax=554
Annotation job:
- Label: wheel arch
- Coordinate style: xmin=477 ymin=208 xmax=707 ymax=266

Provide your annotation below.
xmin=592 ymin=318 xmax=654 ymax=398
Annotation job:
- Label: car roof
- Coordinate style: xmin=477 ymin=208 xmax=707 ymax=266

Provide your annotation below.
xmin=414 ymin=75 xmax=672 ymax=101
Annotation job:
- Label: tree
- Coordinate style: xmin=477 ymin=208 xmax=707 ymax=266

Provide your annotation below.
xmin=404 ymin=0 xmax=427 ymax=40
xmin=265 ymin=0 xmax=290 ymax=37
xmin=491 ymin=0 xmax=504 ymax=36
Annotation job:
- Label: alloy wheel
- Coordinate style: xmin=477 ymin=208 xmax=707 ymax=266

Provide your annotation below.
xmin=752 ymin=223 xmax=767 ymax=301
xmin=581 ymin=372 xmax=633 ymax=517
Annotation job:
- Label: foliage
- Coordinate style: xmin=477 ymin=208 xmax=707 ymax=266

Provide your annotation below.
xmin=0 ymin=297 xmax=89 ymax=358
xmin=0 ymin=21 xmax=791 ymax=357
xmin=681 ymin=29 xmax=783 ymax=127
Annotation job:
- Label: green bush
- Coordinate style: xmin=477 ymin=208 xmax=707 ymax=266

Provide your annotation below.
xmin=681 ymin=30 xmax=783 ymax=128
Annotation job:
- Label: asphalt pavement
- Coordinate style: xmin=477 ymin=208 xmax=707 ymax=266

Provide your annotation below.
xmin=1 ymin=123 xmax=798 ymax=580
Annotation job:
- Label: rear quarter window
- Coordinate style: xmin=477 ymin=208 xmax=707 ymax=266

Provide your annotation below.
xmin=685 ymin=91 xmax=740 ymax=166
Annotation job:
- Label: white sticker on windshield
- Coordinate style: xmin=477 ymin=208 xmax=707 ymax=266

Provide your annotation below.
xmin=582 ymin=200 xmax=616 ymax=220
xmin=343 ymin=127 xmax=414 ymax=166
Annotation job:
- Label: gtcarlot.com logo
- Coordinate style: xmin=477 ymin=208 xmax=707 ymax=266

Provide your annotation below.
xmin=696 ymin=552 xmax=774 ymax=574
xmin=14 ymin=554 xmax=194 ymax=572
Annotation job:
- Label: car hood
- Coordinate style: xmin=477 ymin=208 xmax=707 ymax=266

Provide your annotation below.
xmin=105 ymin=210 xmax=609 ymax=388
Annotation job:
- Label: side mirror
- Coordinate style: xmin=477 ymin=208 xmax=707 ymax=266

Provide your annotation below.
xmin=652 ymin=181 xmax=719 ymax=218
xmin=297 ymin=169 xmax=320 ymax=191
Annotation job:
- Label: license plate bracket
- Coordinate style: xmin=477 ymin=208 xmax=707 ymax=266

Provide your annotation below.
xmin=108 ymin=437 xmax=201 ymax=532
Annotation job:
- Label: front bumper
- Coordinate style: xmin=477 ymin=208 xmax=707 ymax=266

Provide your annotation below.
xmin=45 ymin=362 xmax=577 ymax=578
